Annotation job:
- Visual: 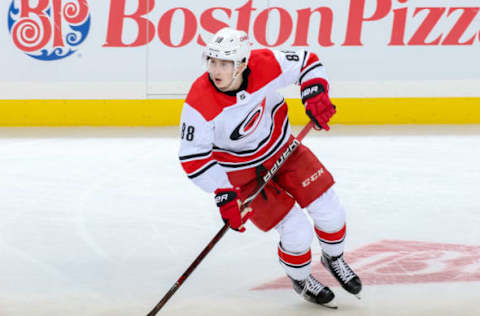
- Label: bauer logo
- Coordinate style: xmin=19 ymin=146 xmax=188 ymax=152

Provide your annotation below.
xmin=7 ymin=0 xmax=91 ymax=61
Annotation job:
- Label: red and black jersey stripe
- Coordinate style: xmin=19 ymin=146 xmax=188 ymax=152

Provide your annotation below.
xmin=180 ymin=151 xmax=216 ymax=179
xmin=299 ymin=52 xmax=323 ymax=85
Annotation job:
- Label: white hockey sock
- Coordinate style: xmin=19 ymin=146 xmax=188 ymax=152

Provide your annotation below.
xmin=314 ymin=224 xmax=346 ymax=257
xmin=278 ymin=243 xmax=311 ymax=281
xmin=306 ymin=188 xmax=347 ymax=257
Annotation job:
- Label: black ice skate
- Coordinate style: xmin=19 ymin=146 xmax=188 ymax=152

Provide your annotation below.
xmin=289 ymin=274 xmax=336 ymax=309
xmin=321 ymin=251 xmax=362 ymax=298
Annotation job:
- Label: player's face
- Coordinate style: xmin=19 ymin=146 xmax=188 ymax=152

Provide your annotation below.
xmin=207 ymin=58 xmax=235 ymax=90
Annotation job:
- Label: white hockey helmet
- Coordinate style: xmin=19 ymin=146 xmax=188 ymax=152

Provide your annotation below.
xmin=203 ymin=27 xmax=250 ymax=70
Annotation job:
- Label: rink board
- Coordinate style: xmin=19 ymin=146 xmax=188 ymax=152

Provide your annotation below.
xmin=2 ymin=0 xmax=480 ymax=126
xmin=1 ymin=97 xmax=480 ymax=126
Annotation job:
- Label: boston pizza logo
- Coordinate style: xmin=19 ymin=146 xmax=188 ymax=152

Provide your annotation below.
xmin=7 ymin=0 xmax=91 ymax=61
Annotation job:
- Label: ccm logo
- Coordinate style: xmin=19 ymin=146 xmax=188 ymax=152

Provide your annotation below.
xmin=302 ymin=168 xmax=324 ymax=187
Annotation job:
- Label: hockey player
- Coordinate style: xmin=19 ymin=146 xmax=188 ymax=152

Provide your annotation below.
xmin=178 ymin=27 xmax=361 ymax=306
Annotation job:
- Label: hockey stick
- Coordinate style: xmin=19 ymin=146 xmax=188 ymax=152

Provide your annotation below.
xmin=146 ymin=120 xmax=315 ymax=316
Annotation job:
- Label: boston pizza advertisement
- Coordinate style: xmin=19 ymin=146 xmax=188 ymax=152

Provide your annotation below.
xmin=2 ymin=0 xmax=479 ymax=99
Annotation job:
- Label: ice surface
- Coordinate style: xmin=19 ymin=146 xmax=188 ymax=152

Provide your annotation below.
xmin=0 ymin=125 xmax=479 ymax=316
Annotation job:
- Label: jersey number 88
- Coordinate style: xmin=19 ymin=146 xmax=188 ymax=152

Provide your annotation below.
xmin=181 ymin=123 xmax=195 ymax=141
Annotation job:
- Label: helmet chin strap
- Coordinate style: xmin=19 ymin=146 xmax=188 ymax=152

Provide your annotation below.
xmin=223 ymin=73 xmax=240 ymax=92
xmin=221 ymin=62 xmax=243 ymax=92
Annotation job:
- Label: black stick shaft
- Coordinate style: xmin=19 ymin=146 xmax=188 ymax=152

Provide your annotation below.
xmin=147 ymin=224 xmax=229 ymax=316
xmin=146 ymin=121 xmax=314 ymax=316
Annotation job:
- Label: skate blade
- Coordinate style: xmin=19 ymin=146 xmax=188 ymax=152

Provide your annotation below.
xmin=321 ymin=301 xmax=338 ymax=310
xmin=354 ymin=293 xmax=361 ymax=300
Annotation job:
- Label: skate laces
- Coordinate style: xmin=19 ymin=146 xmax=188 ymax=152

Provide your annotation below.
xmin=330 ymin=256 xmax=355 ymax=283
xmin=303 ymin=275 xmax=324 ymax=295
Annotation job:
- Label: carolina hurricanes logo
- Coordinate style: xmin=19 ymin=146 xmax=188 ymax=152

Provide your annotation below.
xmin=230 ymin=99 xmax=266 ymax=141
xmin=7 ymin=0 xmax=91 ymax=61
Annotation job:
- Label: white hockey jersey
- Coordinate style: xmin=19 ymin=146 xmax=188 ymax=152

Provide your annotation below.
xmin=179 ymin=48 xmax=329 ymax=193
